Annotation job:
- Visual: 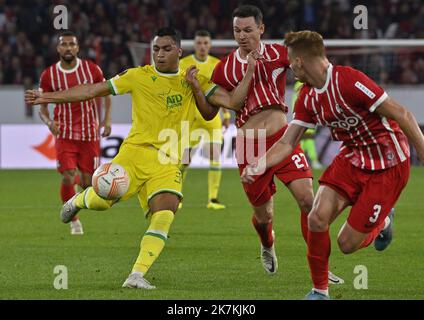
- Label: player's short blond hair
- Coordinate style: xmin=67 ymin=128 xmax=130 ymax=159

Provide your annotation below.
xmin=284 ymin=31 xmax=325 ymax=58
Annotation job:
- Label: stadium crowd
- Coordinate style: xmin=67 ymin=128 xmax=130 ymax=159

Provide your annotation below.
xmin=1 ymin=0 xmax=424 ymax=86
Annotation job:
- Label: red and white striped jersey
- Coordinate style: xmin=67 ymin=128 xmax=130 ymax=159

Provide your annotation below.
xmin=293 ymin=64 xmax=410 ymax=171
xmin=39 ymin=58 xmax=105 ymax=141
xmin=211 ymin=42 xmax=290 ymax=128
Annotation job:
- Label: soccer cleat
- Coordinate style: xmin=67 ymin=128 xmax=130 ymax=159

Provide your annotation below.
xmin=60 ymin=192 xmax=81 ymax=223
xmin=122 ymin=272 xmax=156 ymax=289
xmin=374 ymin=208 xmax=395 ymax=251
xmin=304 ymin=290 xmax=330 ymax=300
xmin=206 ymin=199 xmax=226 ymax=210
xmin=328 ymin=271 xmax=344 ymax=285
xmin=70 ymin=219 xmax=84 ymax=235
xmin=261 ymin=231 xmax=278 ymax=275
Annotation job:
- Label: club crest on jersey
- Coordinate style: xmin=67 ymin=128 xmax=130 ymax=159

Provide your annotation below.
xmin=331 ymin=115 xmax=359 ymax=130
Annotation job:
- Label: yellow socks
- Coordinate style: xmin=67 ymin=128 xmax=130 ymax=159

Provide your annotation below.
xmin=75 ymin=187 xmax=114 ymax=211
xmin=208 ymin=161 xmax=222 ymax=201
xmin=132 ymin=210 xmax=175 ymax=275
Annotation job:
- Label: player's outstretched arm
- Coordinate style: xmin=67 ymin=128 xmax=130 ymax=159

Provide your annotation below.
xmin=25 ymin=82 xmax=111 ymax=106
xmin=376 ymin=97 xmax=424 ymax=164
xmin=241 ymin=124 xmax=307 ymax=183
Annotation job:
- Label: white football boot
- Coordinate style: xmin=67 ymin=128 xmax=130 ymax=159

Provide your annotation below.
xmin=261 ymin=230 xmax=278 ymax=275
xmin=122 ymin=272 xmax=156 ymax=289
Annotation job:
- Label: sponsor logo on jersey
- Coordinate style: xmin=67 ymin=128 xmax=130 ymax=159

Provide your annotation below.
xmin=331 ymin=116 xmax=360 ymax=130
xmin=355 ymin=81 xmax=376 ymax=99
xmin=166 ymin=94 xmax=183 ymax=109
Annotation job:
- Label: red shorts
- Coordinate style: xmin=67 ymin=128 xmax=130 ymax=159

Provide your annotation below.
xmin=55 ymin=138 xmax=101 ymax=174
xmin=236 ymin=126 xmax=313 ymax=207
xmin=319 ymin=154 xmax=410 ymax=233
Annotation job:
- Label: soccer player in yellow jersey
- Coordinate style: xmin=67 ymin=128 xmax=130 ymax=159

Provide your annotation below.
xmin=179 ymin=30 xmax=230 ymax=210
xmin=25 ymin=27 xmax=257 ymax=289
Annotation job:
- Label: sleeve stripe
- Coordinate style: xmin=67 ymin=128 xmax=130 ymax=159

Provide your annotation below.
xmin=107 ymin=79 xmax=118 ymax=95
xmin=205 ymin=84 xmax=219 ymax=99
xmin=291 ymin=119 xmax=317 ymax=129
xmin=369 ymin=92 xmax=388 ymax=112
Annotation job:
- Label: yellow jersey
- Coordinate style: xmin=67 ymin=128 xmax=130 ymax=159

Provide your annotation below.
xmin=179 ymin=54 xmax=220 ymax=80
xmin=107 ymin=65 xmax=218 ymax=160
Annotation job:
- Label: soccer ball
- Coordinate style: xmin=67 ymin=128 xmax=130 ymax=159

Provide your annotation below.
xmin=92 ymin=163 xmax=130 ymax=200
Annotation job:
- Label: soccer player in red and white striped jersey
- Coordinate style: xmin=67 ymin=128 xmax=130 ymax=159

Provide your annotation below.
xmin=38 ymin=31 xmax=112 ymax=235
xmin=242 ymin=31 xmax=424 ymax=299
xmin=211 ymin=5 xmax=344 ymax=285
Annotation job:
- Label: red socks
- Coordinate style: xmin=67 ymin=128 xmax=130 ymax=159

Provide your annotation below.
xmin=307 ymin=230 xmax=331 ymax=290
xmin=252 ymin=215 xmax=274 ymax=248
xmin=61 ymin=183 xmax=75 ymax=203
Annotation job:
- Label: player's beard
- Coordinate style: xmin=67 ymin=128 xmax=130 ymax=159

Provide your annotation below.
xmin=61 ymin=53 xmax=76 ymax=64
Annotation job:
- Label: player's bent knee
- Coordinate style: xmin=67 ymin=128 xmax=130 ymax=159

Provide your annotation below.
xmin=149 ymin=192 xmax=180 ymax=214
xmin=308 ymin=209 xmax=329 ymax=232
xmin=337 ymin=237 xmax=356 ymax=255
xmin=296 ymin=193 xmax=314 ymax=213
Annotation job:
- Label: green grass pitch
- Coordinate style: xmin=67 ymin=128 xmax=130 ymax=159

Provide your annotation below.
xmin=0 ymin=168 xmax=423 ymax=300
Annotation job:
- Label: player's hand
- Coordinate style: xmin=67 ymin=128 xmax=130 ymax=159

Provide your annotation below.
xmin=25 ymin=89 xmax=46 ymax=105
xmin=100 ymin=121 xmax=112 ymax=137
xmin=185 ymin=65 xmax=201 ymax=91
xmin=241 ymin=164 xmax=258 ymax=184
xmin=246 ymin=50 xmax=262 ymax=74
xmin=241 ymin=158 xmax=267 ymax=184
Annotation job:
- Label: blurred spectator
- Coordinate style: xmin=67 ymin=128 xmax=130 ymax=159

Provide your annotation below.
xmin=0 ymin=0 xmax=423 ymax=86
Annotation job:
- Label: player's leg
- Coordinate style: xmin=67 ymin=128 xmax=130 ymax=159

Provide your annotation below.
xmin=123 ymin=150 xmax=182 ymax=289
xmin=336 ymin=160 xmax=410 ymax=254
xmin=305 ymin=185 xmax=350 ymax=299
xmin=285 ymin=174 xmax=344 ymax=284
xmin=123 ymin=192 xmax=180 ymax=289
xmin=56 ymin=139 xmax=84 ymax=234
xmin=205 ymin=141 xmax=225 ymax=209
xmin=286 ymin=178 xmax=314 ymax=243
xmin=252 ymin=197 xmax=278 ymax=275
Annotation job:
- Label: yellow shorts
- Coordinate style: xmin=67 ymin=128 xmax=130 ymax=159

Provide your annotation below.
xmin=189 ymin=108 xmax=223 ymax=148
xmin=112 ymin=143 xmax=183 ymax=216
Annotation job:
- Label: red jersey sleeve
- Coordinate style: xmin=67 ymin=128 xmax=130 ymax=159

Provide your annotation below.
xmin=89 ymin=61 xmax=105 ymax=83
xmin=340 ymin=66 xmax=388 ymax=112
xmin=211 ymin=59 xmax=234 ymax=91
xmin=39 ymin=68 xmax=52 ymax=93
xmin=275 ymin=44 xmax=290 ymax=68
xmin=291 ymin=86 xmax=317 ymax=129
